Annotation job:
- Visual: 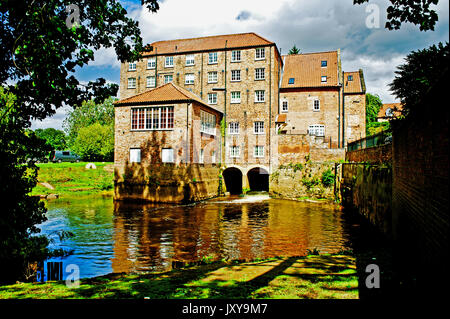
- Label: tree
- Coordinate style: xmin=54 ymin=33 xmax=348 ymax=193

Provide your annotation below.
xmin=389 ymin=42 xmax=449 ymax=116
xmin=35 ymin=128 xmax=67 ymax=151
xmin=366 ymin=93 xmax=383 ymax=124
xmin=288 ymin=45 xmax=301 ymax=55
xmin=0 ymin=0 xmax=160 ymax=283
xmin=354 ymin=0 xmax=440 ymax=31
xmin=63 ymin=97 xmax=115 ymax=148
xmin=72 ymin=123 xmax=114 ymax=161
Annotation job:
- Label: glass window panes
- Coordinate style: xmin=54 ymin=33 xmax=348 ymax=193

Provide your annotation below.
xmin=129 ymin=148 xmax=141 ymax=163
xmin=255 ymin=47 xmax=265 ymax=60
xmin=208 ymin=71 xmax=218 ymax=83
xmin=231 ymin=70 xmax=241 ymax=81
xmin=186 ymin=54 xmax=195 ymax=66
xmin=231 ymin=91 xmax=241 ymax=103
xmin=165 ymin=56 xmax=174 ymax=67
xmin=308 ymin=124 xmax=325 ymax=136
xmin=208 ymin=52 xmax=218 ymax=64
xmin=128 ymin=62 xmax=136 ymax=71
xmin=164 ymin=74 xmax=173 ymax=83
xmin=228 ymin=122 xmax=239 ymax=134
xmin=254 ymin=121 xmax=264 ymax=134
xmin=255 ymin=68 xmax=265 ymax=80
xmin=254 ymin=146 xmax=264 ymax=157
xmin=231 ymin=50 xmax=241 ymax=62
xmin=128 ymin=77 xmax=136 ymax=88
xmin=162 ymin=148 xmax=174 ymax=163
xmin=185 ymin=73 xmax=194 ymax=84
xmin=131 ymin=107 xmax=174 ymax=130
xmin=255 ymin=90 xmax=265 ymax=102
xmin=200 ymin=110 xmax=216 ymax=135
xmin=282 ymin=100 xmax=288 ymax=112
xmin=147 ymin=57 xmax=156 ymax=69
xmin=229 ymin=146 xmax=240 ymax=158
xmin=207 ymin=93 xmax=217 ymax=105
xmin=146 ymin=76 xmax=156 ymax=88
xmin=313 ymin=100 xmax=320 ymax=111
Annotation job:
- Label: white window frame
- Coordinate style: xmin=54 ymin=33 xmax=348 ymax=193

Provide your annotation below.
xmin=207 ymin=93 xmax=217 ymax=105
xmin=199 ymin=149 xmax=204 ymax=164
xmin=228 ymin=122 xmax=239 ymax=135
xmin=313 ymin=99 xmax=320 ymax=111
xmin=229 ymin=146 xmax=240 ymax=158
xmin=185 ymin=73 xmax=195 ymax=85
xmin=200 ymin=110 xmax=216 ymax=135
xmin=165 ymin=56 xmax=174 ymax=68
xmin=208 ymin=52 xmax=218 ymax=64
xmin=185 ymin=54 xmax=195 ymax=66
xmin=128 ymin=77 xmax=136 ymax=89
xmin=128 ymin=62 xmax=136 ymax=71
xmin=207 ymin=71 xmax=218 ymax=83
xmin=147 ymin=57 xmax=156 ymax=69
xmin=131 ymin=107 xmax=174 ymax=131
xmin=254 ymin=121 xmax=264 ymax=134
xmin=255 ymin=68 xmax=265 ymax=80
xmin=308 ymin=124 xmax=325 ymax=137
xmin=146 ymin=76 xmax=156 ymax=88
xmin=254 ymin=146 xmax=264 ymax=158
xmin=231 ymin=70 xmax=241 ymax=82
xmin=281 ymin=100 xmax=288 ymax=113
xmin=164 ymin=74 xmax=173 ymax=84
xmin=321 ymin=76 xmax=327 ymax=83
xmin=230 ymin=91 xmax=241 ymax=104
xmin=162 ymin=148 xmax=174 ymax=163
xmin=255 ymin=47 xmax=265 ymax=60
xmin=231 ymin=50 xmax=241 ymax=62
xmin=255 ymin=90 xmax=265 ymax=103
xmin=129 ymin=148 xmax=141 ymax=163
xmin=211 ymin=151 xmax=216 ymax=164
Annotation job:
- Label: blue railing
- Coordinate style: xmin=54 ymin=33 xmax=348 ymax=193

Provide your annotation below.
xmin=347 ymin=131 xmax=391 ymax=151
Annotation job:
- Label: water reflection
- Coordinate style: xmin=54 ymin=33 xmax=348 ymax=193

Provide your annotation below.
xmin=40 ymin=195 xmax=352 ymax=279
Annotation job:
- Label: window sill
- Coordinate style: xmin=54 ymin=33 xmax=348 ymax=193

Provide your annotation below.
xmin=255 ymin=78 xmax=266 ymax=81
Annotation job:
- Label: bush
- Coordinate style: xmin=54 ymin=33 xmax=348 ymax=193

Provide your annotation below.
xmin=71 ymin=123 xmax=114 ymax=161
xmin=321 ymin=169 xmax=335 ymax=187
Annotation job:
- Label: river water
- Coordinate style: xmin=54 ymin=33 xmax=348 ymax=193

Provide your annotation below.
xmin=39 ymin=194 xmax=358 ymax=280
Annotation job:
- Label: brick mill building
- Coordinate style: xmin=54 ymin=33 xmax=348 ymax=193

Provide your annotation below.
xmin=114 ymin=32 xmax=366 ymax=202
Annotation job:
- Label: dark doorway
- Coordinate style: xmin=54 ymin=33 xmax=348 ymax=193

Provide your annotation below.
xmin=247 ymin=167 xmax=269 ymax=192
xmin=223 ymin=167 xmax=243 ymax=195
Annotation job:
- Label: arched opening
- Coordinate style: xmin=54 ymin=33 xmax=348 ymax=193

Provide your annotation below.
xmin=247 ymin=167 xmax=269 ymax=192
xmin=223 ymin=167 xmax=243 ymax=195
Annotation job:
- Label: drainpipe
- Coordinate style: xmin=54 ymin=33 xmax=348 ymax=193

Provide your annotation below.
xmin=342 ymin=71 xmax=346 ymax=148
xmin=186 ymin=102 xmax=190 ymax=163
xmin=200 ymin=53 xmax=204 ymax=99
xmin=155 ymin=47 xmax=158 ymax=87
xmin=269 ymin=45 xmax=272 ymax=170
xmin=223 ymin=40 xmax=228 ymax=165
xmin=338 ymin=86 xmax=341 ymax=148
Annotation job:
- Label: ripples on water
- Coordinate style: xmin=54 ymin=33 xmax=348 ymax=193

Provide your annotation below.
xmin=39 ymin=194 xmax=354 ymax=279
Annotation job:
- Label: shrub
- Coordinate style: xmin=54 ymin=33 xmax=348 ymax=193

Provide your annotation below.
xmin=321 ymin=169 xmax=335 ymax=187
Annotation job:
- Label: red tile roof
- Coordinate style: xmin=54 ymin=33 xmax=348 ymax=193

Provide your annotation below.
xmin=143 ymin=32 xmax=275 ymax=56
xmin=378 ymin=103 xmax=403 ymax=118
xmin=281 ymin=51 xmax=339 ymax=88
xmin=343 ymin=71 xmax=365 ymax=94
xmin=114 ymin=83 xmax=222 ymax=113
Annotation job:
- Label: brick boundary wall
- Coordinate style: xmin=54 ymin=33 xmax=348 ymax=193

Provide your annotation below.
xmin=345 ymin=143 xmax=392 ymax=164
xmin=391 ymin=72 xmax=449 ymax=281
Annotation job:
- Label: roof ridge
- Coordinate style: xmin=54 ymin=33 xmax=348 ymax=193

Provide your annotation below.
xmin=149 ymin=32 xmax=269 ymax=46
xmin=115 ymin=82 xmax=173 ymax=103
xmin=283 ymin=50 xmax=338 ymax=58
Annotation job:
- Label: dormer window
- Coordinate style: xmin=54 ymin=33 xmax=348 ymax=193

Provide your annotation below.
xmin=321 ymin=60 xmax=327 ymax=67
xmin=288 ymin=78 xmax=295 ymax=84
xmin=321 ymin=76 xmax=327 ymax=83
xmin=348 ymin=75 xmax=353 ymax=81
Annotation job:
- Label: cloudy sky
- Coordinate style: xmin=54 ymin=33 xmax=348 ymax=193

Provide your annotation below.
xmin=31 ymin=0 xmax=449 ymax=130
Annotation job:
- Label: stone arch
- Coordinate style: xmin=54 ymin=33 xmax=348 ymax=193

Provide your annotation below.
xmin=247 ymin=167 xmax=269 ymax=192
xmin=223 ymin=167 xmax=243 ymax=195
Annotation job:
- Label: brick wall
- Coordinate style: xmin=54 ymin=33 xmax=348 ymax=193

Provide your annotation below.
xmin=391 ymin=72 xmax=449 ymax=278
xmin=346 ymin=143 xmax=392 ymax=164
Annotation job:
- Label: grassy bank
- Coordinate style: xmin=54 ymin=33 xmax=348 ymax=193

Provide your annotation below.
xmin=0 ymin=255 xmax=358 ymax=299
xmin=31 ymin=162 xmax=114 ymax=197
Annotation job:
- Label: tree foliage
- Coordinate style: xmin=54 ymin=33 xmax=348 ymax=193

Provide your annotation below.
xmin=34 ymin=128 xmax=67 ymax=151
xmin=389 ymin=42 xmax=449 ymax=116
xmin=72 ymin=123 xmax=114 ymax=161
xmin=353 ymin=0 xmax=440 ymax=31
xmin=63 ymin=97 xmax=115 ymax=148
xmin=0 ymin=0 xmax=160 ymax=283
xmin=366 ymin=93 xmax=383 ymax=124
xmin=288 ymin=45 xmax=301 ymax=55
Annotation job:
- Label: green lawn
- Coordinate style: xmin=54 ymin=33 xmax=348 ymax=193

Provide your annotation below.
xmin=0 ymin=255 xmax=358 ymax=299
xmin=31 ymin=162 xmax=114 ymax=197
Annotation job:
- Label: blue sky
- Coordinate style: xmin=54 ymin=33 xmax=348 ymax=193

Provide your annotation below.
xmin=31 ymin=0 xmax=449 ymax=130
